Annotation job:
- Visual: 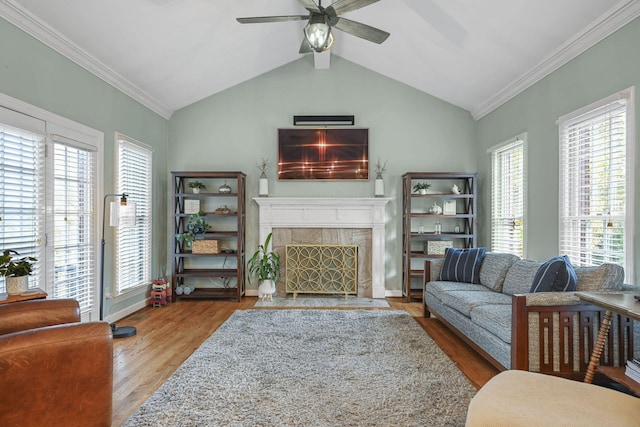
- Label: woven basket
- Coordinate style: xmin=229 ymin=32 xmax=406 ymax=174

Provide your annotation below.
xmin=192 ymin=240 xmax=220 ymax=254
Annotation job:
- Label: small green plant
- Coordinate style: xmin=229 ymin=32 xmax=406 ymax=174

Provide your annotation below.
xmin=247 ymin=233 xmax=281 ymax=284
xmin=412 ymin=182 xmax=431 ymax=192
xmin=188 ymin=181 xmax=206 ymax=190
xmin=178 ymin=211 xmax=211 ymax=244
xmin=0 ymin=249 xmax=37 ymax=277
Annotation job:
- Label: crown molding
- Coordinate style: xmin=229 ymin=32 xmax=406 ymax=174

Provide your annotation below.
xmin=0 ymin=0 xmax=173 ymax=119
xmin=471 ymin=0 xmax=640 ymax=120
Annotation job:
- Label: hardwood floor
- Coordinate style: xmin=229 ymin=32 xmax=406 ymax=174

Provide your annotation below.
xmin=112 ymin=297 xmax=499 ymax=426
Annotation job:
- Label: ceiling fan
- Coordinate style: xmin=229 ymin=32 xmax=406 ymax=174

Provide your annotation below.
xmin=236 ymin=0 xmax=390 ymax=54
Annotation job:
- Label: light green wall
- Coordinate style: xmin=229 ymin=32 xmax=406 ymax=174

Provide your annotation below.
xmin=6 ymin=11 xmax=637 ymax=301
xmin=169 ymin=55 xmax=476 ymax=292
xmin=475 ymin=17 xmax=640 ymax=283
xmin=0 ymin=17 xmax=169 ymax=315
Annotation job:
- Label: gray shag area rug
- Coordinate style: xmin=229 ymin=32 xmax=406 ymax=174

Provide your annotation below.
xmin=254 ymin=296 xmax=390 ymax=308
xmin=124 ymin=310 xmax=476 ymax=427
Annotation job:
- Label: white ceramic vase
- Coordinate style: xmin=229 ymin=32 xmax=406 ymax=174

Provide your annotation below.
xmin=259 ymin=173 xmax=269 ymax=197
xmin=258 ymin=280 xmax=276 ymax=301
xmin=6 ymin=275 xmax=28 ymax=296
xmin=374 ymin=174 xmax=384 ymax=197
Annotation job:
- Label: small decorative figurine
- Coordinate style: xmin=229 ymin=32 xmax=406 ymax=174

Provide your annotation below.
xmin=428 ymin=203 xmax=443 ymax=215
xmin=218 ymin=181 xmax=232 ymax=194
xmin=452 ymin=184 xmax=460 ymax=195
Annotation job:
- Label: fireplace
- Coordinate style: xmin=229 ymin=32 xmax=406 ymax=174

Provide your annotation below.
xmin=253 ymin=197 xmax=390 ymax=298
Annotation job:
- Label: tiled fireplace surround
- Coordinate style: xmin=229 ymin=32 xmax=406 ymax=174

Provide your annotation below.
xmin=254 ymin=198 xmax=391 ymax=298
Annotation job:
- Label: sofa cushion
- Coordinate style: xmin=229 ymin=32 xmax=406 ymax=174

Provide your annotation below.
xmin=575 ymin=263 xmax=624 ymax=291
xmin=502 ymin=259 xmax=543 ymax=296
xmin=438 ymin=247 xmax=486 ymax=284
xmin=479 ymin=253 xmax=520 ymax=292
xmin=425 ymin=281 xmax=488 ymax=302
xmin=471 ymin=304 xmax=512 ymax=344
xmin=440 ymin=290 xmax=512 ymax=317
xmin=530 ymin=255 xmax=577 ymax=293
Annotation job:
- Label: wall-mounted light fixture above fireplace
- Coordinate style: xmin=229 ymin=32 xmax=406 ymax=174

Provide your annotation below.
xmin=293 ymin=115 xmax=355 ymax=126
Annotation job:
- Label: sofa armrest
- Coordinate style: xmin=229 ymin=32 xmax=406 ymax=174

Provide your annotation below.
xmin=422 ymin=259 xmax=446 ymax=317
xmin=522 ymin=292 xmax=583 ymax=306
xmin=621 ymin=283 xmax=640 ymax=292
xmin=0 ymin=321 xmax=113 ymax=426
xmin=0 ymin=299 xmax=81 ymax=336
xmin=425 ymin=259 xmax=444 ymax=283
xmin=511 ymin=294 xmax=634 ymax=378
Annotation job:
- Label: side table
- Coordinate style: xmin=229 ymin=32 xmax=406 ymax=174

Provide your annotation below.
xmin=575 ymin=291 xmax=640 ymax=395
xmin=0 ymin=288 xmax=47 ymax=305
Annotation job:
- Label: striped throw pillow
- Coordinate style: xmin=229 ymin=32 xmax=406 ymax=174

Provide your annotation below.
xmin=530 ymin=255 xmax=577 ymax=293
xmin=438 ymin=247 xmax=486 ymax=284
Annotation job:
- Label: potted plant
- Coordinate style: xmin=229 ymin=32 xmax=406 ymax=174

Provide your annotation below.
xmin=178 ymin=211 xmax=211 ymax=247
xmin=413 ymin=182 xmax=431 ymax=195
xmin=188 ymin=180 xmax=206 ymax=194
xmin=247 ymin=232 xmax=281 ymax=301
xmin=0 ymin=249 xmax=37 ymax=295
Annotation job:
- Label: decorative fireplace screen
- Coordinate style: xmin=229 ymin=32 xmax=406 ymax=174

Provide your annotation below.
xmin=285 ymin=245 xmax=358 ymax=299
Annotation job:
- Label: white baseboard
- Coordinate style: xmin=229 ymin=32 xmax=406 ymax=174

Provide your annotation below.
xmin=106 ymin=298 xmax=149 ymax=323
xmin=248 ymin=289 xmax=402 ymax=298
xmin=385 ymin=290 xmax=403 ymax=298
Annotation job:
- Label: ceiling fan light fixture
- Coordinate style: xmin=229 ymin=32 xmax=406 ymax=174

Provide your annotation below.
xmin=304 ymin=15 xmax=332 ymax=52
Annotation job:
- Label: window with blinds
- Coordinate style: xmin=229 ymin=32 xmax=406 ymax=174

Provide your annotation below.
xmin=558 ymin=88 xmax=635 ymax=281
xmin=489 ymin=137 xmax=525 ymax=257
xmin=52 ymin=136 xmax=97 ymax=308
xmin=0 ymin=111 xmax=45 ymax=293
xmin=116 ymin=134 xmax=152 ymax=294
xmin=0 ymin=103 xmax=100 ymax=315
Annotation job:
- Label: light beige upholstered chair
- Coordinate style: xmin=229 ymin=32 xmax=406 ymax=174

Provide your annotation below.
xmin=466 ymin=370 xmax=640 ymax=426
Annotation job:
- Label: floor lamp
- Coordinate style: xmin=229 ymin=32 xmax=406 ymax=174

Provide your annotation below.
xmin=100 ymin=193 xmax=137 ymax=338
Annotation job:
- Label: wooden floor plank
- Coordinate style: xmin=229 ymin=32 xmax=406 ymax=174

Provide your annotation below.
xmin=111 ymin=297 xmax=498 ymax=426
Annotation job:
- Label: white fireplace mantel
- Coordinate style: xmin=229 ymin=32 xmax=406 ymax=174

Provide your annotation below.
xmin=253 ymin=197 xmax=391 ymax=298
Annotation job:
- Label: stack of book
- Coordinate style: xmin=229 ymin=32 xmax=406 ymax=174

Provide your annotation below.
xmin=625 ymin=358 xmax=640 ymax=383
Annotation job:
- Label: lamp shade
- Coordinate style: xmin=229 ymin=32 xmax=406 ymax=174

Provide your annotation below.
xmin=109 ymin=201 xmax=136 ymax=228
xmin=304 ymin=15 xmax=332 ymax=52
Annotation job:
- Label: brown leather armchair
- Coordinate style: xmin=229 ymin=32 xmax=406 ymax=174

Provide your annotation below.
xmin=0 ymin=299 xmax=113 ymax=427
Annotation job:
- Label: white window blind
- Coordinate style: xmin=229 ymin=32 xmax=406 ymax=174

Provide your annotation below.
xmin=558 ymin=88 xmax=634 ymax=281
xmin=52 ymin=135 xmax=97 ymax=308
xmin=116 ymin=135 xmax=152 ymax=294
xmin=0 ymin=97 xmax=102 ymax=319
xmin=0 ymin=108 xmax=45 ymax=293
xmin=490 ymin=137 xmax=525 ymax=257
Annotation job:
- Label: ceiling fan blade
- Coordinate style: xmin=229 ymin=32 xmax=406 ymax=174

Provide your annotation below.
xmin=237 ymin=15 xmax=309 ymax=24
xmin=325 ymin=0 xmax=380 ymax=16
xmin=332 ymin=17 xmax=389 ymax=44
xmin=297 ymin=0 xmax=322 ymax=14
xmin=299 ymin=37 xmax=314 ymax=54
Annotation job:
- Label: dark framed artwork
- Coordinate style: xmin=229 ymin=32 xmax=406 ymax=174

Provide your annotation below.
xmin=278 ymin=128 xmax=369 ymax=180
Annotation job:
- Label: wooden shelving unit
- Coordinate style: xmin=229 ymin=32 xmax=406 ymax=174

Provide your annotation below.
xmin=171 ymin=171 xmax=246 ymax=301
xmin=402 ymin=172 xmax=477 ymax=302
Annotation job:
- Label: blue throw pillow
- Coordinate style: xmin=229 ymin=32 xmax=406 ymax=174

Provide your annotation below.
xmin=530 ymin=255 xmax=577 ymax=293
xmin=438 ymin=247 xmax=486 ymax=284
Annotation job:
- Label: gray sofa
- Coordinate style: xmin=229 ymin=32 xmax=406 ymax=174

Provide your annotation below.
xmin=423 ymin=252 xmax=638 ymax=378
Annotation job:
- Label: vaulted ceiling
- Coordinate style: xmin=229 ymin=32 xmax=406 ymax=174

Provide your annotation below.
xmin=2 ymin=0 xmax=639 ymax=119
